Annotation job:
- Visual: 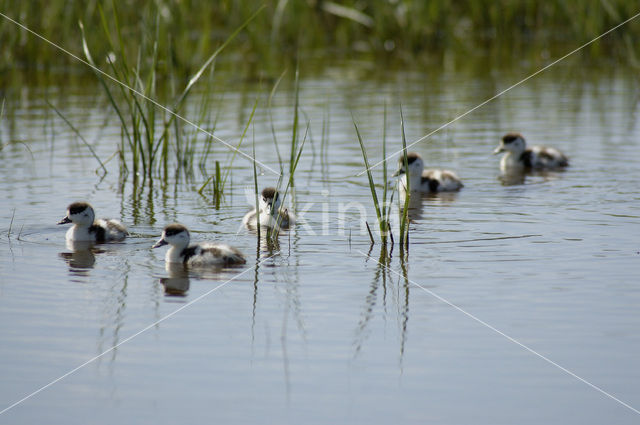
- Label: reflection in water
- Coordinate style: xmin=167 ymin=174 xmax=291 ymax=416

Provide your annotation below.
xmin=400 ymin=190 xmax=461 ymax=223
xmin=244 ymin=226 xmax=288 ymax=257
xmin=405 ymin=193 xmax=423 ymax=221
xmin=160 ymin=263 xmax=191 ymax=297
xmin=58 ymin=240 xmax=104 ymax=274
xmin=355 ymin=247 xmax=409 ymax=368
xmin=498 ymin=171 xmax=527 ymax=186
xmin=422 ymin=190 xmax=461 ymax=205
xmin=398 ymin=192 xmax=459 ymax=221
xmin=160 ymin=257 xmax=250 ymax=297
xmin=498 ymin=169 xmax=567 ymax=186
xmin=247 ymin=236 xmax=303 ymax=403
xmin=397 ymin=250 xmax=410 ymax=370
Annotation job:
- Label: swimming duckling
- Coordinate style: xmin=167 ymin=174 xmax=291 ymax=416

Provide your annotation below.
xmin=393 ymin=152 xmax=463 ymax=196
xmin=494 ymin=133 xmax=569 ymax=172
xmin=152 ymin=223 xmax=246 ymax=266
xmin=58 ymin=202 xmax=128 ymax=242
xmin=242 ymin=187 xmax=293 ymax=229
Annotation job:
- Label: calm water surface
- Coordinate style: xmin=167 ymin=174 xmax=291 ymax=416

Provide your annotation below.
xmin=1 ymin=59 xmax=639 ymax=424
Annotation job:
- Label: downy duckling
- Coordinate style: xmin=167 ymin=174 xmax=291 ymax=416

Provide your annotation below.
xmin=494 ymin=133 xmax=569 ymax=172
xmin=242 ymin=187 xmax=293 ymax=229
xmin=58 ymin=202 xmax=128 ymax=242
xmin=152 ymin=223 xmax=246 ymax=266
xmin=393 ymin=152 xmax=463 ymax=196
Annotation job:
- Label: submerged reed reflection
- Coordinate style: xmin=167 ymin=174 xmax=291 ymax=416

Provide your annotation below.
xmin=354 ymin=246 xmax=410 ymax=367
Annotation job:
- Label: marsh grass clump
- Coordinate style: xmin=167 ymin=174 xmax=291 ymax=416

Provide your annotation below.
xmin=78 ymin=3 xmax=265 ymax=183
xmin=245 ymin=69 xmax=308 ymax=248
xmin=354 ymin=106 xmax=413 ymax=251
xmin=263 ymin=119 xmax=308 ymax=244
xmin=398 ymin=107 xmax=410 ymax=252
xmin=353 ymin=108 xmax=394 ymax=247
xmin=3 ymin=0 xmax=639 ymax=75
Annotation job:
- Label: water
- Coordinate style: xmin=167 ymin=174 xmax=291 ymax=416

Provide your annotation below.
xmin=1 ymin=59 xmax=639 ymax=424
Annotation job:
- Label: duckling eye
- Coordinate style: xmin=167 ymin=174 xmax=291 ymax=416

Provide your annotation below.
xmin=262 ymin=197 xmax=266 ymax=202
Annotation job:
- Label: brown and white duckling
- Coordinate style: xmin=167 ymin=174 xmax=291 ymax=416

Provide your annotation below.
xmin=393 ymin=152 xmax=463 ymax=197
xmin=494 ymin=133 xmax=569 ymax=172
xmin=152 ymin=223 xmax=246 ymax=266
xmin=242 ymin=187 xmax=294 ymax=229
xmin=58 ymin=202 xmax=128 ymax=242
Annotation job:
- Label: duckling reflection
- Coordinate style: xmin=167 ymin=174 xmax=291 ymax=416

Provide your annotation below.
xmin=255 ymin=232 xmax=282 ymax=257
xmin=160 ymin=263 xmax=190 ymax=297
xmin=396 ymin=187 xmax=461 ymax=222
xmin=498 ymin=168 xmax=565 ymax=186
xmin=400 ymin=192 xmax=424 ymax=221
xmin=498 ymin=171 xmax=527 ymax=186
xmin=58 ymin=240 xmax=104 ymax=273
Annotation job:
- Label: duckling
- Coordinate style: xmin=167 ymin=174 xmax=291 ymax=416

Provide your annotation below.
xmin=58 ymin=202 xmax=128 ymax=242
xmin=152 ymin=223 xmax=246 ymax=266
xmin=393 ymin=152 xmax=463 ymax=196
xmin=494 ymin=133 xmax=569 ymax=171
xmin=242 ymin=187 xmax=293 ymax=229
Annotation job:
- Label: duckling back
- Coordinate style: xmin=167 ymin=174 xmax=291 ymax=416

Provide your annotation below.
xmin=183 ymin=243 xmax=246 ymax=266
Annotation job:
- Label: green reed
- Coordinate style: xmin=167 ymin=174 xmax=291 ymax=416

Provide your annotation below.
xmin=353 ymin=111 xmax=392 ymax=246
xmin=398 ymin=107 xmax=410 ymax=252
xmin=3 ymin=0 xmax=638 ymax=78
xmin=258 ymin=65 xmax=308 ymax=244
xmin=78 ymin=2 xmax=264 ymax=181
xmin=268 ymin=121 xmax=308 ymax=242
xmin=251 ymin=131 xmax=261 ymax=239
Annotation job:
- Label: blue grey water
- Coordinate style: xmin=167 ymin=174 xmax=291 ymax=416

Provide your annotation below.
xmin=1 ymin=60 xmax=639 ymax=424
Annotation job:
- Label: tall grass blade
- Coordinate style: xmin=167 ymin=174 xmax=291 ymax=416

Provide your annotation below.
xmin=252 ymin=129 xmax=261 ymax=238
xmin=353 ymin=115 xmax=383 ymax=241
xmin=399 ymin=106 xmax=410 ymax=250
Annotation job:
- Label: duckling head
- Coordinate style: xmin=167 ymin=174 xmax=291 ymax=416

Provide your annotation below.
xmin=153 ymin=223 xmax=190 ymax=249
xmin=58 ymin=202 xmax=95 ymax=227
xmin=494 ymin=133 xmax=526 ymax=155
xmin=392 ymin=152 xmax=424 ymax=177
xmin=260 ymin=187 xmax=282 ymax=214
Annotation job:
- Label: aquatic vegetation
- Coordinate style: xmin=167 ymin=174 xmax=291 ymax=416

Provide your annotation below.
xmin=398 ymin=107 xmax=410 ymax=252
xmin=257 ymin=67 xmax=308 ymax=245
xmin=78 ymin=3 xmax=265 ymax=182
xmin=353 ymin=109 xmax=394 ymax=247
xmin=198 ymin=95 xmax=259 ymax=208
xmin=2 ymin=0 xmax=638 ymax=78
xmin=354 ymin=106 xmax=413 ymax=250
